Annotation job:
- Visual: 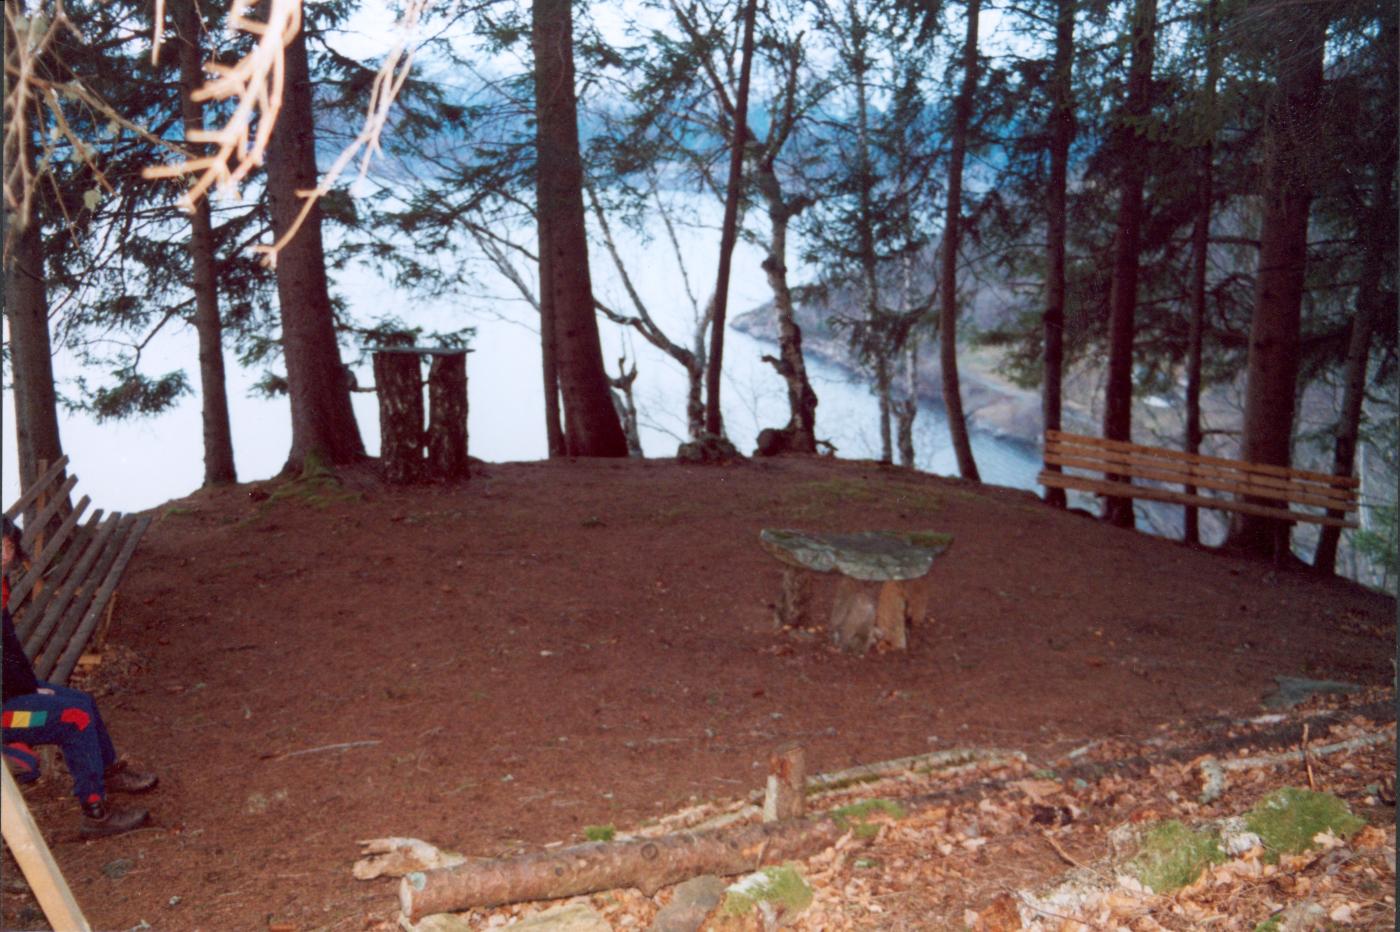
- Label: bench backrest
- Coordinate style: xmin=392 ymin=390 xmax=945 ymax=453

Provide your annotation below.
xmin=1042 ymin=430 xmax=1359 ymax=527
xmin=4 ymin=457 xmax=152 ymax=684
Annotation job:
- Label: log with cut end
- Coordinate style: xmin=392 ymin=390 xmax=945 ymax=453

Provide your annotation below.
xmin=399 ymin=816 xmax=844 ymax=920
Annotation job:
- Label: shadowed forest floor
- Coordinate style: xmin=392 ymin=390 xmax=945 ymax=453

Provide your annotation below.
xmin=2 ymin=455 xmax=1394 ymax=930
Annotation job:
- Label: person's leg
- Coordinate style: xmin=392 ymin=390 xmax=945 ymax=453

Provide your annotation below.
xmin=3 ymin=742 xmax=40 ymax=784
xmin=35 ymin=680 xmax=116 ymax=770
xmin=2 ymin=691 xmax=107 ymax=803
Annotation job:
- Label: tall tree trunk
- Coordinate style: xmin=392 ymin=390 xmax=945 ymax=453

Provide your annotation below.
xmin=1183 ymin=0 xmax=1220 ymax=545
xmin=4 ymin=201 xmax=65 ymax=496
xmin=537 ymin=220 xmax=566 ymax=457
xmin=1310 ymin=70 xmax=1388 ymax=573
xmin=938 ymin=0 xmax=982 ymax=482
xmin=2 ymin=30 xmax=65 ymax=498
xmin=265 ymin=19 xmax=365 ymax=472
xmin=756 ymin=168 xmax=817 ymax=451
xmin=851 ymin=16 xmax=889 ymax=464
xmin=895 ymin=339 xmax=918 ymax=467
xmin=1100 ymin=0 xmax=1157 ymax=528
xmin=1226 ymin=2 xmax=1327 ymax=557
xmin=1041 ymin=0 xmax=1075 ymax=508
xmin=532 ymin=0 xmax=629 ymax=456
xmin=703 ymin=0 xmax=759 ymax=438
xmin=175 ymin=0 xmax=236 ymax=486
xmin=895 ymin=255 xmax=920 ymax=468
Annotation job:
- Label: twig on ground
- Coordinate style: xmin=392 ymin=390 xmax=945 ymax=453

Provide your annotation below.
xmin=1302 ymin=723 xmax=1315 ymax=790
xmin=260 ymin=740 xmax=380 ymax=761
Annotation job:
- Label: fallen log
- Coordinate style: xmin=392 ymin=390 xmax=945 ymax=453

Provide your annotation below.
xmin=399 ymin=816 xmax=845 ymax=921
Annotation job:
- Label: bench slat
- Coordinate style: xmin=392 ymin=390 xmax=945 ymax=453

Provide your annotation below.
xmin=1045 ymin=437 xmax=1357 ymax=503
xmin=2 ymin=456 xmax=71 ymax=522
xmin=1037 ymin=470 xmax=1358 ymax=529
xmin=50 ymin=515 xmax=152 ymax=684
xmin=5 ymin=496 xmax=93 ymax=613
xmin=13 ymin=509 xmax=105 ymax=644
xmin=14 ymin=475 xmax=82 ymax=557
xmin=1045 ymin=430 xmax=1359 ymax=489
xmin=32 ymin=516 xmax=138 ymax=681
xmin=19 ymin=513 xmax=116 ymax=655
xmin=1043 ymin=449 xmax=1357 ymax=511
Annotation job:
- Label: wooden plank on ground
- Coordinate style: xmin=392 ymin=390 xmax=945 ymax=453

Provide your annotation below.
xmin=1 ymin=762 xmax=92 ymax=931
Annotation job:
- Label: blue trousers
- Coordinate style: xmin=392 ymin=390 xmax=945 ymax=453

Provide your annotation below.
xmin=3 ymin=681 xmax=117 ymax=803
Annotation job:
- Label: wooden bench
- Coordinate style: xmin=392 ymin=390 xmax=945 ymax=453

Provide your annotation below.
xmin=1038 ymin=430 xmax=1360 ymax=530
xmin=3 ymin=456 xmax=152 ymax=685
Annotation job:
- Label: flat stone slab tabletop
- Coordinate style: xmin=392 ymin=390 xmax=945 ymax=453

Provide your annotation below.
xmin=758 ymin=529 xmax=954 ymax=582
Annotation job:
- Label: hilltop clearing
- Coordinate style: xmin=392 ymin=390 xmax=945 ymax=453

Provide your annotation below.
xmin=4 ymin=456 xmax=1393 ymax=930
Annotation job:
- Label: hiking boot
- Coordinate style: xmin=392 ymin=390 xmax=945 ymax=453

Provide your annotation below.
xmin=104 ymin=760 xmax=158 ymax=794
xmin=79 ymin=800 xmax=149 ymax=838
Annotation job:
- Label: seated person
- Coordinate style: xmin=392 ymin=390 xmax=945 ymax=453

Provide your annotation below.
xmin=3 ymin=516 xmax=158 ymax=838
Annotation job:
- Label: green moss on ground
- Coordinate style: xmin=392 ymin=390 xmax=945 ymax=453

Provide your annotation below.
xmin=1127 ymin=820 xmax=1225 ymax=893
xmin=583 ymin=824 xmax=615 ymax=842
xmin=1244 ymin=787 xmax=1366 ymax=861
xmin=720 ymin=864 xmax=813 ymax=919
xmin=830 ymin=799 xmax=907 ymax=839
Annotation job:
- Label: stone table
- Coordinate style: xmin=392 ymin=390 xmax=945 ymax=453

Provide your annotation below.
xmin=759 ymin=529 xmax=953 ymax=653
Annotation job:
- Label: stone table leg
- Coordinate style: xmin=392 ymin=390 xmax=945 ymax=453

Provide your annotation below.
xmin=777 ymin=567 xmax=813 ymax=629
xmin=830 ymin=578 xmax=879 ymax=652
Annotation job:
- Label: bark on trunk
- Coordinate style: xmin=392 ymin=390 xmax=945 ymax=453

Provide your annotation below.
xmin=757 ymin=192 xmax=817 ymax=451
xmin=1227 ymin=4 xmax=1327 ymax=557
xmin=266 ymin=20 xmax=365 ymax=472
xmin=532 ymin=0 xmax=629 ymax=457
xmin=895 ymin=341 xmax=918 ymax=468
xmin=175 ymin=0 xmax=236 ymax=487
xmin=1041 ymin=0 xmax=1075 ymax=509
xmin=702 ymin=0 xmax=759 ymax=438
xmin=764 ymin=742 xmax=806 ymax=822
xmin=1313 ymin=159 xmax=1393 ymax=572
xmin=938 ymin=0 xmax=983 ymax=482
xmin=537 ymin=211 xmax=565 ymax=457
xmin=875 ymin=355 xmax=893 ymax=465
xmin=399 ymin=817 xmax=843 ymax=919
xmin=1183 ymin=0 xmax=1219 ymax=546
xmin=1101 ymin=0 xmax=1157 ymax=529
xmin=374 ymin=352 xmax=425 ymax=484
xmin=3 ymin=128 xmax=65 ymax=498
xmin=426 ymin=353 xmax=470 ymax=481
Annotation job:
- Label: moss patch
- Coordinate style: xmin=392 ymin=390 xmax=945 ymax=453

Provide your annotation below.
xmin=582 ymin=824 xmax=615 ymax=842
xmin=720 ymin=864 xmax=813 ymax=920
xmin=1127 ymin=820 xmax=1225 ymax=893
xmin=830 ymin=799 xmax=907 ymax=839
xmin=1244 ymin=787 xmax=1366 ymax=861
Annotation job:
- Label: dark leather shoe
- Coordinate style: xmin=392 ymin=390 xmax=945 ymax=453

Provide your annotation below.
xmin=80 ymin=800 xmax=149 ymax=838
xmin=104 ymin=760 xmax=158 ymax=794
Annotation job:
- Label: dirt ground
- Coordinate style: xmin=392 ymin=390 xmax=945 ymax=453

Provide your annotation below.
xmin=3 ymin=455 xmax=1395 ymax=931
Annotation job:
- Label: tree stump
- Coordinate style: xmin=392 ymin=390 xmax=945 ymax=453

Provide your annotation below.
xmin=764 ymin=742 xmax=806 ymax=822
xmin=426 ymin=352 xmax=470 ymax=481
xmin=373 ymin=351 xmax=425 ymax=484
